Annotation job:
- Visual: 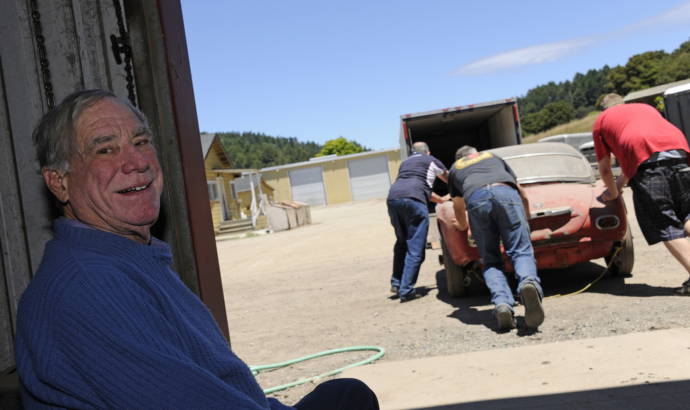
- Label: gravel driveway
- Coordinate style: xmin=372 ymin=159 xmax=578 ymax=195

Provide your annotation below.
xmin=215 ymin=190 xmax=690 ymax=405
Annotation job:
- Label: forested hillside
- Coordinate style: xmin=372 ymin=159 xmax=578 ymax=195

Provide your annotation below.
xmin=519 ymin=38 xmax=690 ymax=135
xmin=217 ymin=132 xmax=322 ymax=169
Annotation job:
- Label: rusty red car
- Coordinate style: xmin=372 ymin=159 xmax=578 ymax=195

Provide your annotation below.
xmin=436 ymin=142 xmax=634 ymax=297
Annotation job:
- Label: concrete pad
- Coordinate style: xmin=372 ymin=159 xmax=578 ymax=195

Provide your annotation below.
xmin=342 ymin=327 xmax=690 ymax=409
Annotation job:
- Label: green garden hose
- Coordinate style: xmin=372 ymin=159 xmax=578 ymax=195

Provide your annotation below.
xmin=250 ymin=345 xmax=385 ymax=394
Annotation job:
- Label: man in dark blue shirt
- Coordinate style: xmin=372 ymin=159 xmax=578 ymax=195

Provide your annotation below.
xmin=448 ymin=145 xmax=544 ymax=331
xmin=387 ymin=142 xmax=449 ymax=302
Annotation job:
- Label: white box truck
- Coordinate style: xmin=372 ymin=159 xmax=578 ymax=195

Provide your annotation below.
xmin=399 ymin=97 xmax=522 ymax=165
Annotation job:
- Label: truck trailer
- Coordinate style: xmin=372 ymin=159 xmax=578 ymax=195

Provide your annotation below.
xmin=399 ymin=98 xmax=522 ymax=166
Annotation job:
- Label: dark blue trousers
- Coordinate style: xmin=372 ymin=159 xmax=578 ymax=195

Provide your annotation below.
xmin=387 ymin=198 xmax=429 ymax=297
xmin=293 ymin=378 xmax=379 ymax=410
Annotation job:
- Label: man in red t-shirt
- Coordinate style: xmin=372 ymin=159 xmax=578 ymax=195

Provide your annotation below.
xmin=593 ymin=102 xmax=690 ymax=295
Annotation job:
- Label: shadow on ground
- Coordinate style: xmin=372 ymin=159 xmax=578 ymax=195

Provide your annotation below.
xmin=411 ymin=379 xmax=690 ymax=409
xmin=434 ymin=261 xmax=677 ymax=332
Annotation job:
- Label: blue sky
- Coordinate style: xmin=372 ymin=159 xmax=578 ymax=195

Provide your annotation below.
xmin=180 ymin=1 xmax=690 ymax=150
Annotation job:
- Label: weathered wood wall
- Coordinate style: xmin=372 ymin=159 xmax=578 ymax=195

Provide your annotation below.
xmin=0 ymin=0 xmax=228 ymax=376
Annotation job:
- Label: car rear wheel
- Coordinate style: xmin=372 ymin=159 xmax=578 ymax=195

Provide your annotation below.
xmin=441 ymin=238 xmax=467 ymax=297
xmin=605 ymin=225 xmax=634 ymax=276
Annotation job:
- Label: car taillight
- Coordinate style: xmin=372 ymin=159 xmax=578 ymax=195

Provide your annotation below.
xmin=595 ymin=215 xmax=620 ymax=230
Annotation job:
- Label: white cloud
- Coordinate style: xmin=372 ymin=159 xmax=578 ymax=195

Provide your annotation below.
xmin=453 ymin=38 xmax=594 ymax=75
xmin=632 ymin=1 xmax=690 ymax=28
xmin=452 ymin=1 xmax=690 ymax=76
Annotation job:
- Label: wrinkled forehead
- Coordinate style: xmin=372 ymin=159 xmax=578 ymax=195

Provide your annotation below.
xmin=74 ymin=97 xmax=146 ymax=147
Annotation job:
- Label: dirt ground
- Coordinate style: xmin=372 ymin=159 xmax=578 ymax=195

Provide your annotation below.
xmin=215 ymin=190 xmax=690 ymax=406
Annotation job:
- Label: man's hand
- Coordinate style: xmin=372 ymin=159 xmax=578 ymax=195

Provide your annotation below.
xmin=599 ymin=172 xmax=629 ymax=202
xmin=451 ymin=197 xmax=469 ymax=231
xmin=516 ymin=184 xmax=530 ymax=216
xmin=600 ymin=188 xmax=620 ymax=202
xmin=451 ymin=217 xmax=468 ymax=231
xmin=597 ymin=155 xmax=621 ymax=202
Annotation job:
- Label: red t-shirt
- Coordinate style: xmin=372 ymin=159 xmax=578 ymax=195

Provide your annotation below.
xmin=593 ymin=103 xmax=690 ymax=178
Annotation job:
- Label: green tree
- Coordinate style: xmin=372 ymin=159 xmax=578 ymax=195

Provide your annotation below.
xmin=659 ymin=50 xmax=690 ymax=83
xmin=604 ymin=65 xmax=627 ymax=95
xmin=671 ymin=38 xmax=690 ymax=56
xmin=315 ymin=137 xmax=368 ymax=157
xmin=624 ymin=50 xmax=669 ymax=91
xmin=521 ymin=101 xmax=575 ymax=134
xmin=541 ymin=101 xmax=575 ymax=126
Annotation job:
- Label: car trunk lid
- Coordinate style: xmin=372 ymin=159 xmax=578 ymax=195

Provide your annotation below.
xmin=524 ymin=183 xmax=592 ymax=244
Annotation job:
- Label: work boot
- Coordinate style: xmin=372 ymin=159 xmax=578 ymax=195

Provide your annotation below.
xmin=673 ymin=279 xmax=690 ymax=296
xmin=399 ymin=292 xmax=421 ymax=303
xmin=494 ymin=304 xmax=516 ymax=330
xmin=520 ymin=283 xmax=545 ymax=329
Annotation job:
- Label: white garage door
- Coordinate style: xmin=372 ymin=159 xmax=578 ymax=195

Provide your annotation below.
xmin=348 ymin=156 xmax=391 ymax=201
xmin=289 ymin=166 xmax=326 ymax=206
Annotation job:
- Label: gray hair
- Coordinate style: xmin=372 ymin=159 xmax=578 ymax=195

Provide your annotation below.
xmin=455 ymin=145 xmax=477 ymax=160
xmin=411 ymin=141 xmax=430 ymax=155
xmin=33 ymin=89 xmax=150 ymax=173
xmin=599 ymin=93 xmax=623 ymax=110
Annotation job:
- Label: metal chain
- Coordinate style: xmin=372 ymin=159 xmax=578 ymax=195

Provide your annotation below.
xmin=29 ymin=0 xmax=55 ymax=110
xmin=110 ymin=0 xmax=137 ymax=107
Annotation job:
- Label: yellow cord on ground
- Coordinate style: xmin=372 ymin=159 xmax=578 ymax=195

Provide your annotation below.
xmin=546 ymin=247 xmax=622 ymax=299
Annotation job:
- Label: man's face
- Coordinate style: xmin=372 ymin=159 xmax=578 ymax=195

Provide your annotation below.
xmin=50 ymin=98 xmax=164 ymax=242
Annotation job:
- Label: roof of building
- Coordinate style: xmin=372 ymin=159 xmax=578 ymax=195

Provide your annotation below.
xmin=260 ymin=147 xmax=400 ymax=172
xmin=623 ymin=78 xmax=690 ymax=103
xmin=200 ymin=132 xmax=232 ymax=166
xmin=664 ymin=82 xmax=690 ymax=96
xmin=200 ymin=132 xmax=216 ymax=159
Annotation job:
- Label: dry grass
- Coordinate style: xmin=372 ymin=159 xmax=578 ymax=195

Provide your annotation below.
xmin=522 ymin=112 xmax=600 ymax=144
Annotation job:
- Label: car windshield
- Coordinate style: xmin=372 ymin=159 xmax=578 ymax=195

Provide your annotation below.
xmin=489 ymin=142 xmax=595 ymax=184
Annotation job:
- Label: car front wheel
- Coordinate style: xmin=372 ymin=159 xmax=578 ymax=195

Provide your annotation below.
xmin=441 ymin=238 xmax=468 ymax=297
xmin=605 ymin=225 xmax=634 ymax=276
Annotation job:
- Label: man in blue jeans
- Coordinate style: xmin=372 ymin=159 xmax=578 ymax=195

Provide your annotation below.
xmin=387 ymin=142 xmax=449 ymax=302
xmin=448 ymin=145 xmax=545 ymax=330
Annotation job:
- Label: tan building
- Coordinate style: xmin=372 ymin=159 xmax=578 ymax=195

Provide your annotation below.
xmin=261 ymin=148 xmax=401 ymax=206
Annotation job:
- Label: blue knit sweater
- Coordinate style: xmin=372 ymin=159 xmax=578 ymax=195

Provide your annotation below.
xmin=15 ymin=218 xmax=292 ymax=409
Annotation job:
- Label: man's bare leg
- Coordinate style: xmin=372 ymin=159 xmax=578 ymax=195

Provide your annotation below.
xmin=663 ymin=238 xmax=690 ymax=279
xmin=664 ymin=236 xmax=690 ymax=295
xmin=662 ymin=218 xmax=690 ymax=276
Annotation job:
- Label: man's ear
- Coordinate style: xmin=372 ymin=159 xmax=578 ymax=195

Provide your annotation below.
xmin=42 ymin=168 xmax=69 ymax=203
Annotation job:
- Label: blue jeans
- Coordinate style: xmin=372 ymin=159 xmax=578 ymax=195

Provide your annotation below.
xmin=387 ymin=198 xmax=429 ymax=297
xmin=466 ymin=185 xmax=542 ymax=309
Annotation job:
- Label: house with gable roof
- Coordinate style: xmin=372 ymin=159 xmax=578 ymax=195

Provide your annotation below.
xmin=200 ymin=133 xmax=273 ymax=234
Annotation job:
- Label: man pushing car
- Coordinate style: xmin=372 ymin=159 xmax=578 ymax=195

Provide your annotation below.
xmin=448 ymin=145 xmax=545 ymax=331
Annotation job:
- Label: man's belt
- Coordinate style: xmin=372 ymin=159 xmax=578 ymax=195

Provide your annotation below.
xmin=637 ymin=158 xmax=688 ymax=171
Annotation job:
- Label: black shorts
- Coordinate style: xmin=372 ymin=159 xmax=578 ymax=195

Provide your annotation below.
xmin=629 ymin=161 xmax=690 ymax=245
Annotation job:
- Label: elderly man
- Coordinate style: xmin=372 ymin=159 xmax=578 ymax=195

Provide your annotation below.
xmin=15 ymin=89 xmax=378 ymax=409
xmin=594 ymin=102 xmax=690 ymax=296
xmin=387 ymin=141 xmax=449 ymax=302
xmin=448 ymin=145 xmax=544 ymax=331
